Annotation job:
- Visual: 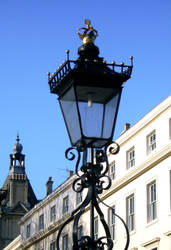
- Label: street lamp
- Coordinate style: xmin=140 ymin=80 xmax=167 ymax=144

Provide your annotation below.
xmin=48 ymin=20 xmax=133 ymax=250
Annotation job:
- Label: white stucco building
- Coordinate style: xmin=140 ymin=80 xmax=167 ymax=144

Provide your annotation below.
xmin=4 ymin=95 xmax=171 ymax=250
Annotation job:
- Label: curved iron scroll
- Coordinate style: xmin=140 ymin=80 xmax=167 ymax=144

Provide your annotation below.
xmin=56 ymin=142 xmax=129 ymax=250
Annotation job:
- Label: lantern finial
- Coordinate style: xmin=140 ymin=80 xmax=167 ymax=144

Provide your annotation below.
xmin=78 ymin=19 xmax=98 ymax=45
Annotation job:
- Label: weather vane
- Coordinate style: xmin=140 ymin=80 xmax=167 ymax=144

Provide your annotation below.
xmin=78 ymin=19 xmax=98 ymax=45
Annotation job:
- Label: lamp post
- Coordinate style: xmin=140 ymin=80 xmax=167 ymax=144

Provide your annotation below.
xmin=48 ymin=20 xmax=133 ymax=250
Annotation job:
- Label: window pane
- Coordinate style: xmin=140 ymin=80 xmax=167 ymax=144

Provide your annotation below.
xmin=50 ymin=205 xmax=56 ymax=222
xmin=50 ymin=242 xmax=55 ymax=250
xmin=127 ymin=147 xmax=135 ymax=169
xmin=39 ymin=214 xmax=44 ymax=230
xmin=26 ymin=224 xmax=31 ymax=238
xmin=78 ymin=225 xmax=83 ymax=240
xmin=109 ymin=162 xmax=115 ymax=180
xmin=94 ymin=217 xmax=98 ymax=240
xmin=147 ymin=181 xmax=157 ymax=222
xmin=76 ymin=192 xmax=82 ymax=205
xmin=108 ymin=207 xmax=115 ymax=240
xmin=126 ymin=194 xmax=135 ymax=231
xmin=63 ymin=196 xmax=69 ymax=214
xmin=147 ymin=131 xmax=156 ymax=154
xmin=62 ymin=234 xmax=68 ymax=250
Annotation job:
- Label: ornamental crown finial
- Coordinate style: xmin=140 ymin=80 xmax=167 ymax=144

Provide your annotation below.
xmin=78 ymin=19 xmax=98 ymax=45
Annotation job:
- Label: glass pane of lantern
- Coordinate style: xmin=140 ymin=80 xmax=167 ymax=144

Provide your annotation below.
xmin=59 ymin=86 xmax=81 ymax=146
xmin=76 ymin=86 xmax=121 ymax=141
xmin=102 ymin=91 xmax=120 ymax=138
xmin=78 ymin=101 xmax=104 ymax=138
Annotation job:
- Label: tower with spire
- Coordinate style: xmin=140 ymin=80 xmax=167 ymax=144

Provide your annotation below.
xmin=0 ymin=135 xmax=38 ymax=249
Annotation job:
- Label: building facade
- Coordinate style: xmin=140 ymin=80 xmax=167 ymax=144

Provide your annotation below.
xmin=4 ymin=95 xmax=171 ymax=250
xmin=0 ymin=136 xmax=38 ymax=249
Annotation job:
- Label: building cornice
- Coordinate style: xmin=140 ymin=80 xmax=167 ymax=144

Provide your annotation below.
xmin=141 ymin=237 xmax=160 ymax=247
xmin=164 ymin=230 xmax=171 ymax=237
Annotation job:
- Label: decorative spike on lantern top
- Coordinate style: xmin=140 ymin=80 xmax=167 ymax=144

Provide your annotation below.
xmin=66 ymin=49 xmax=70 ymax=61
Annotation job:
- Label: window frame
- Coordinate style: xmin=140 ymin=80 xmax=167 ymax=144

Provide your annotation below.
xmin=94 ymin=216 xmax=98 ymax=241
xmin=170 ymin=170 xmax=171 ymax=211
xmin=76 ymin=192 xmax=82 ymax=205
xmin=50 ymin=205 xmax=56 ymax=222
xmin=62 ymin=234 xmax=68 ymax=250
xmin=39 ymin=213 xmax=44 ymax=231
xmin=109 ymin=162 xmax=116 ymax=180
xmin=169 ymin=118 xmax=171 ymax=139
xmin=147 ymin=130 xmax=156 ymax=154
xmin=50 ymin=241 xmax=55 ymax=250
xmin=147 ymin=180 xmax=157 ymax=223
xmin=26 ymin=223 xmax=31 ymax=238
xmin=63 ymin=196 xmax=69 ymax=214
xmin=77 ymin=225 xmax=83 ymax=241
xmin=108 ymin=206 xmax=115 ymax=240
xmin=127 ymin=147 xmax=135 ymax=169
xmin=126 ymin=193 xmax=135 ymax=232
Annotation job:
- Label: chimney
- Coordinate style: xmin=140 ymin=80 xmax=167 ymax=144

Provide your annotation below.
xmin=46 ymin=177 xmax=53 ymax=196
xmin=121 ymin=123 xmax=130 ymax=135
xmin=68 ymin=170 xmax=74 ymax=178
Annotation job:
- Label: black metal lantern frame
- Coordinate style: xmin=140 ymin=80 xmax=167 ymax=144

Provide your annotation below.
xmin=49 ymin=49 xmax=133 ymax=150
xmin=48 ymin=21 xmax=133 ymax=250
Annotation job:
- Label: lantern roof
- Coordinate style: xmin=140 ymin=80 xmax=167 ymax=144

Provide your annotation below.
xmin=48 ymin=20 xmax=133 ymax=149
xmin=48 ymin=20 xmax=133 ymax=96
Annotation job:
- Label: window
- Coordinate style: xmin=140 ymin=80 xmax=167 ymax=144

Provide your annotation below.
xmin=147 ymin=180 xmax=157 ymax=222
xmin=147 ymin=131 xmax=156 ymax=154
xmin=169 ymin=118 xmax=171 ymax=139
xmin=170 ymin=171 xmax=171 ymax=210
xmin=108 ymin=207 xmax=115 ymax=240
xmin=78 ymin=225 xmax=83 ymax=240
xmin=62 ymin=234 xmax=68 ymax=250
xmin=127 ymin=147 xmax=135 ymax=169
xmin=126 ymin=194 xmax=135 ymax=231
xmin=63 ymin=196 xmax=69 ymax=214
xmin=76 ymin=192 xmax=82 ymax=205
xmin=50 ymin=242 xmax=55 ymax=250
xmin=26 ymin=223 xmax=31 ymax=238
xmin=94 ymin=217 xmax=98 ymax=240
xmin=151 ymin=248 xmax=157 ymax=250
xmin=50 ymin=205 xmax=56 ymax=222
xmin=39 ymin=214 xmax=44 ymax=230
xmin=109 ymin=162 xmax=115 ymax=180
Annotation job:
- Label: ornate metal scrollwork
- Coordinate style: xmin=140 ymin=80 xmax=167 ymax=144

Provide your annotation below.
xmin=56 ymin=142 xmax=129 ymax=250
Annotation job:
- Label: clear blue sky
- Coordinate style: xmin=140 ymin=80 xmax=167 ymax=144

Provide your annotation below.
xmin=0 ymin=0 xmax=170 ymax=199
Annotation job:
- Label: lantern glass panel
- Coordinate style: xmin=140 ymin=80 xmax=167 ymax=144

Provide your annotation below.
xmin=59 ymin=86 xmax=81 ymax=145
xmin=76 ymin=86 xmax=121 ymax=140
